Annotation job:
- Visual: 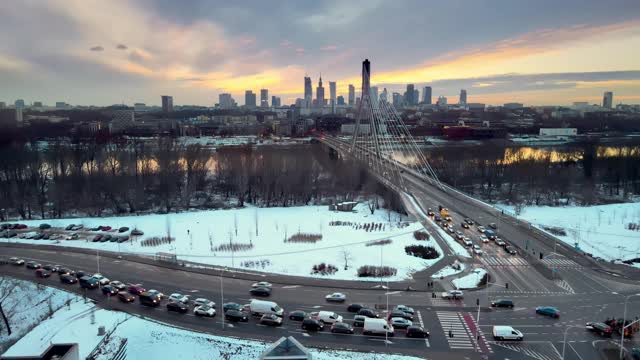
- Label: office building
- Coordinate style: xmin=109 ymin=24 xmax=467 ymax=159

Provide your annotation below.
xmin=14 ymin=99 xmax=25 ymax=109
xmin=603 ymin=91 xmax=613 ymax=109
xmin=304 ymin=76 xmax=313 ymax=107
xmin=55 ymin=102 xmax=67 ymax=109
xmin=348 ymin=84 xmax=355 ymax=106
xmin=218 ymin=93 xmax=237 ymax=109
xmin=316 ymin=76 xmax=325 ymax=108
xmin=370 ymin=86 xmax=378 ymax=103
xmin=0 ymin=102 xmax=5 ymax=109
xmin=329 ymin=81 xmax=336 ymax=106
xmin=337 ymin=96 xmax=345 ymax=106
xmin=33 ymin=101 xmax=43 ymax=107
xmin=460 ymin=89 xmax=467 ymax=105
xmin=437 ymin=96 xmax=447 ymax=106
xmin=161 ymin=95 xmax=173 ymax=113
xmin=15 ymin=107 xmax=23 ymax=126
xmin=422 ymin=86 xmax=432 ymax=104
xmin=414 ymin=89 xmax=419 ymax=105
xmin=245 ymin=90 xmax=257 ymax=108
xmin=404 ymin=84 xmax=415 ymax=105
xmin=260 ymin=89 xmax=269 ymax=108
xmin=380 ymin=88 xmax=388 ymax=102
xmin=271 ymin=96 xmax=281 ymax=107
xmin=392 ymin=92 xmax=402 ymax=107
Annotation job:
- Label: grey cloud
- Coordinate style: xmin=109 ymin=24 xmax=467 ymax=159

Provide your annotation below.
xmin=89 ymin=46 xmax=104 ymax=51
xmin=116 ymin=44 xmax=128 ymax=50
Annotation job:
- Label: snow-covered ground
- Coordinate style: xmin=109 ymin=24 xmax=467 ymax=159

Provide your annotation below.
xmin=496 ymin=202 xmax=640 ymax=263
xmin=3 ymin=281 xmax=423 ymax=360
xmin=0 ymin=276 xmax=77 ymax=352
xmin=1 ymin=204 xmax=444 ymax=281
xmin=452 ymin=268 xmax=487 ymax=290
xmin=431 ymin=261 xmax=466 ymax=279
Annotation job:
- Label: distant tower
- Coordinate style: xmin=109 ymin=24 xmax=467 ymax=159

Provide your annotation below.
xmin=161 ymin=95 xmax=173 ymax=113
xmin=405 ymin=84 xmax=415 ymax=105
xmin=370 ymin=86 xmax=379 ymax=104
xmin=422 ymin=86 xmax=432 ymax=105
xmin=459 ymin=89 xmax=467 ymax=105
xmin=304 ymin=76 xmax=313 ymax=107
xmin=329 ymin=81 xmax=337 ymax=106
xmin=362 ymin=59 xmax=370 ymax=96
xmin=380 ymin=88 xmax=388 ymax=102
xmin=316 ymin=76 xmax=325 ymax=107
xmin=260 ymin=89 xmax=269 ymax=108
xmin=245 ymin=90 xmax=256 ymax=108
xmin=603 ymin=91 xmax=613 ymax=109
xmin=348 ymin=84 xmax=355 ymax=106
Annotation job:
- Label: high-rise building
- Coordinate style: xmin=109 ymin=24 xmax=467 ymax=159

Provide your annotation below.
xmin=414 ymin=89 xmax=419 ymax=105
xmin=33 ymin=101 xmax=43 ymax=107
xmin=304 ymin=76 xmax=313 ymax=106
xmin=271 ymin=96 xmax=281 ymax=107
xmin=161 ymin=95 xmax=173 ymax=113
xmin=245 ymin=90 xmax=257 ymax=108
xmin=361 ymin=59 xmax=370 ymax=97
xmin=218 ymin=93 xmax=237 ymax=108
xmin=422 ymin=86 xmax=432 ymax=105
xmin=55 ymin=102 xmax=67 ymax=109
xmin=348 ymin=84 xmax=355 ymax=106
xmin=392 ymin=92 xmax=402 ymax=107
xmin=14 ymin=99 xmax=25 ymax=109
xmin=370 ymin=86 xmax=378 ymax=104
xmin=337 ymin=96 xmax=345 ymax=106
xmin=380 ymin=88 xmax=388 ymax=102
xmin=603 ymin=91 xmax=613 ymax=109
xmin=329 ymin=81 xmax=336 ymax=106
xmin=459 ymin=89 xmax=467 ymax=105
xmin=15 ymin=107 xmax=23 ymax=127
xmin=0 ymin=102 xmax=5 ymax=109
xmin=260 ymin=89 xmax=269 ymax=108
xmin=437 ymin=96 xmax=447 ymax=106
xmin=404 ymin=84 xmax=415 ymax=105
xmin=316 ymin=76 xmax=325 ymax=108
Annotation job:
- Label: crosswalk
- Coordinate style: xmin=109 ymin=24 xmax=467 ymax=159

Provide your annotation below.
xmin=554 ymin=279 xmax=575 ymax=293
xmin=481 ymin=256 xmax=528 ymax=267
xmin=492 ymin=342 xmax=561 ymax=360
xmin=436 ymin=311 xmax=475 ymax=350
xmin=429 ymin=297 xmax=463 ymax=307
xmin=541 ymin=257 xmax=581 ymax=269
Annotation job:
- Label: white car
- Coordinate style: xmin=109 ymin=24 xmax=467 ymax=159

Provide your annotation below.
xmin=194 ymin=304 xmax=216 ymax=317
xmin=477 ymin=226 xmax=486 ymax=233
xmin=441 ymin=290 xmax=464 ymax=299
xmin=147 ymin=289 xmax=165 ymax=299
xmin=194 ymin=298 xmax=215 ymax=307
xmin=169 ymin=293 xmax=190 ymax=304
xmin=252 ymin=281 xmax=273 ymax=288
xmin=92 ymin=274 xmax=110 ymax=285
xmin=325 ymin=292 xmax=347 ymax=302
xmin=110 ymin=280 xmax=126 ymax=291
xmin=390 ymin=317 xmax=413 ymax=328
xmin=463 ymin=237 xmax=473 ymax=247
xmin=480 ymin=235 xmax=489 ymax=243
xmin=395 ymin=305 xmax=415 ymax=314
xmin=495 ymin=238 xmax=506 ymax=246
xmin=9 ymin=257 xmax=25 ymax=265
xmin=473 ymin=245 xmax=483 ymax=255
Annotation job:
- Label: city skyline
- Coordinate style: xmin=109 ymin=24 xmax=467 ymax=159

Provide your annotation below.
xmin=0 ymin=0 xmax=639 ymax=106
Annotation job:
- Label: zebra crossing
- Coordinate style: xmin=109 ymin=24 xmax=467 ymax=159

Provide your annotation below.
xmin=492 ymin=342 xmax=561 ymax=360
xmin=436 ymin=311 xmax=476 ymax=350
xmin=429 ymin=297 xmax=463 ymax=307
xmin=481 ymin=256 xmax=528 ymax=267
xmin=541 ymin=257 xmax=581 ymax=269
xmin=554 ymin=279 xmax=575 ymax=293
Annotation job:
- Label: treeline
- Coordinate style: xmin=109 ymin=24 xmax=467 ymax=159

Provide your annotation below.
xmin=0 ymin=139 xmax=403 ymax=220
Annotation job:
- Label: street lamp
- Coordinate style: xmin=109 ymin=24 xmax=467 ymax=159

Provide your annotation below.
xmin=562 ymin=325 xmax=582 ymax=359
xmin=220 ymin=267 xmax=227 ymax=330
xmin=620 ymin=293 xmax=640 ymax=359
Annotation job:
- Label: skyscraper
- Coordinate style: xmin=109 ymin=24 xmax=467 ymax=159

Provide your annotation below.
xmin=380 ymin=88 xmax=388 ymax=102
xmin=0 ymin=102 xmax=5 ymax=109
xmin=422 ymin=86 xmax=432 ymax=105
xmin=370 ymin=86 xmax=378 ymax=103
xmin=404 ymin=84 xmax=415 ymax=105
xmin=14 ymin=99 xmax=25 ymax=109
xmin=437 ymin=96 xmax=447 ymax=106
xmin=337 ymin=96 xmax=345 ymax=106
xmin=161 ymin=95 xmax=173 ymax=113
xmin=304 ymin=76 xmax=313 ymax=107
xmin=316 ymin=76 xmax=325 ymax=107
xmin=245 ymin=90 xmax=256 ymax=108
xmin=329 ymin=81 xmax=336 ymax=105
xmin=392 ymin=92 xmax=402 ymax=107
xmin=459 ymin=89 xmax=467 ymax=105
xmin=218 ymin=93 xmax=237 ymax=108
xmin=348 ymin=84 xmax=355 ymax=106
xmin=362 ymin=59 xmax=370 ymax=96
xmin=271 ymin=96 xmax=281 ymax=107
xmin=260 ymin=89 xmax=269 ymax=108
xmin=603 ymin=91 xmax=613 ymax=109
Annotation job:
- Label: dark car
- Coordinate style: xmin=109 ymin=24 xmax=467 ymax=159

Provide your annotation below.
xmin=57 ymin=267 xmax=75 ymax=276
xmin=131 ymin=229 xmax=144 ymax=236
xmin=427 ymin=209 xmax=435 ymax=216
xmin=118 ymin=227 xmax=130 ymax=233
xmin=434 ymin=215 xmax=443 ymax=222
xmin=128 ymin=284 xmax=146 ymax=295
xmin=167 ymin=301 xmax=189 ymax=313
xmin=100 ymin=235 xmax=111 ymax=242
xmin=75 ymin=270 xmax=87 ymax=278
xmin=536 ymin=306 xmax=560 ymax=318
xmin=109 ymin=235 xmax=119 ymax=242
xmin=358 ymin=308 xmax=380 ymax=318
xmin=39 ymin=223 xmax=51 ymax=230
xmin=225 ymin=309 xmax=249 ymax=322
xmin=586 ymin=322 xmax=613 ymax=337
xmin=347 ymin=303 xmax=365 ymax=313
xmin=99 ymin=226 xmax=112 ymax=231
xmin=42 ymin=264 xmax=55 ymax=272
xmin=488 ymin=223 xmax=498 ymax=229
xmin=260 ymin=313 xmax=283 ymax=326
xmin=60 ymin=274 xmax=78 ymax=284
xmin=223 ymin=302 xmax=243 ymax=312
xmin=65 ymin=224 xmax=76 ymax=231
xmin=101 ymin=285 xmax=118 ymax=296
xmin=491 ymin=299 xmax=514 ymax=308
xmin=505 ymin=246 xmax=517 ymax=255
xmin=406 ymin=326 xmax=430 ymax=338
xmin=301 ymin=318 xmax=324 ymax=331
xmin=461 ymin=222 xmax=470 ymax=229
xmin=35 ymin=269 xmax=52 ymax=278
xmin=353 ymin=315 xmax=366 ymax=327
xmin=92 ymin=235 xmax=103 ymax=242
xmin=289 ymin=310 xmax=308 ymax=321
xmin=387 ymin=310 xmax=413 ymax=321
xmin=118 ymin=292 xmax=135 ymax=303
xmin=117 ymin=236 xmax=129 ymax=243
xmin=79 ymin=276 xmax=99 ymax=289
xmin=13 ymin=224 xmax=27 ymax=229
xmin=331 ymin=322 xmax=354 ymax=334
xmin=250 ymin=287 xmax=272 ymax=297
xmin=26 ymin=261 xmax=41 ymax=269
xmin=464 ymin=218 xmax=474 ymax=225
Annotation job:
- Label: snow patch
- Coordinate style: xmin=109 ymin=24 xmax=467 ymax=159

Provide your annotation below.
xmin=452 ymin=268 xmax=487 ymax=290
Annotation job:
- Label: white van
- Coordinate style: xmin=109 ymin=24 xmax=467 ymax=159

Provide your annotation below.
xmin=249 ymin=299 xmax=284 ymax=317
xmin=363 ymin=318 xmax=394 ymax=337
xmin=492 ymin=326 xmax=523 ymax=341
xmin=312 ymin=311 xmax=343 ymax=324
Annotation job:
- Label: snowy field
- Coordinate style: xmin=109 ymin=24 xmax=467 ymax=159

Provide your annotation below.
xmin=3 ymin=280 xmax=423 ymax=360
xmin=496 ymin=202 xmax=640 ymax=263
xmin=431 ymin=261 xmax=466 ymax=279
xmin=452 ymin=268 xmax=487 ymax=290
xmin=1 ymin=204 xmax=444 ymax=281
xmin=0 ymin=276 xmax=77 ymax=353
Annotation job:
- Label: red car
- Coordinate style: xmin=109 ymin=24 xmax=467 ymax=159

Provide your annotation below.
xmin=128 ymin=284 xmax=146 ymax=295
xmin=99 ymin=226 xmax=112 ymax=231
xmin=118 ymin=292 xmax=135 ymax=303
xmin=14 ymin=224 xmax=27 ymax=229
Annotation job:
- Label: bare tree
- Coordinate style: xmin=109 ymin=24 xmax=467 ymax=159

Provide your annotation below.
xmin=340 ymin=248 xmax=353 ymax=270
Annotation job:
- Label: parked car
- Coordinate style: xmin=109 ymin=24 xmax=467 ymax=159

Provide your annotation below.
xmin=65 ymin=233 xmax=79 ymax=240
xmin=60 ymin=274 xmax=78 ymax=284
xmin=586 ymin=322 xmax=613 ymax=337
xmin=505 ymin=245 xmax=517 ymax=255
xmin=26 ymin=261 xmax=41 ymax=269
xmin=331 ymin=322 xmax=354 ymax=334
xmin=131 ymin=229 xmax=144 ymax=236
xmin=260 ymin=313 xmax=283 ymax=326
xmin=118 ymin=292 xmax=135 ymax=303
xmin=92 ymin=234 xmax=103 ymax=242
xmin=301 ymin=318 xmax=324 ymax=331
xmin=477 ymin=226 xmax=486 ymax=233
xmin=65 ymin=224 xmax=76 ymax=231
xmin=101 ymin=285 xmax=118 ymax=296
xmin=109 ymin=235 xmax=119 ymax=242
xmin=353 ymin=315 xmax=367 ymax=327
xmin=387 ymin=310 xmax=413 ymax=321
xmin=223 ymin=302 xmax=243 ymax=312
xmin=39 ymin=223 xmax=51 ymax=229
xmin=116 ymin=236 xmax=129 ymax=243
xmin=193 ymin=298 xmax=214 ymax=307
xmin=99 ymin=226 xmax=112 ymax=231
xmin=491 ymin=299 xmax=514 ymax=308
xmin=357 ymin=308 xmax=380 ymax=318
xmin=251 ymin=281 xmax=272 ymax=288
xmin=480 ymin=235 xmax=489 ymax=243
xmin=390 ymin=317 xmax=413 ymax=329
xmin=347 ymin=303 xmax=365 ymax=313
xmin=169 ymin=293 xmax=190 ymax=304
xmin=225 ymin=309 xmax=249 ymax=322
xmin=100 ymin=235 xmax=111 ymax=242
xmin=394 ymin=305 xmax=415 ymax=315
xmin=79 ymin=276 xmax=99 ymax=289
xmin=325 ymin=292 xmax=346 ymax=302
xmin=10 ymin=257 xmax=25 ymax=266
xmin=13 ymin=224 xmax=27 ymax=229
xmin=473 ymin=245 xmax=483 ymax=255
xmin=288 ymin=310 xmax=308 ymax=321
xmin=35 ymin=269 xmax=52 ymax=278
xmin=488 ymin=223 xmax=498 ymax=229
xmin=536 ymin=306 xmax=560 ymax=318
xmin=167 ymin=301 xmax=189 ymax=313
xmin=128 ymin=284 xmax=146 ymax=295
xmin=250 ymin=287 xmax=272 ymax=297
xmin=194 ymin=304 xmax=216 ymax=317
xmin=406 ymin=326 xmax=430 ymax=338
xmin=118 ymin=227 xmax=130 ymax=233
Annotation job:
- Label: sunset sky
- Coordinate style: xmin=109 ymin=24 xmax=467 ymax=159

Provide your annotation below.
xmin=1 ymin=0 xmax=639 ymax=106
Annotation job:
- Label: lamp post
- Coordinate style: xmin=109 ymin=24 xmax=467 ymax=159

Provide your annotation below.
xmin=562 ymin=325 xmax=582 ymax=359
xmin=620 ymin=293 xmax=640 ymax=359
xmin=96 ymin=249 xmax=100 ymax=274
xmin=220 ymin=267 xmax=227 ymax=330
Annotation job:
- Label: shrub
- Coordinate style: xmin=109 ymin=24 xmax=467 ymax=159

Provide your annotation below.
xmin=413 ymin=230 xmax=429 ymax=240
xmin=311 ymin=263 xmax=338 ymax=275
xmin=214 ymin=243 xmax=254 ymax=252
xmin=240 ymin=259 xmax=271 ymax=269
xmin=141 ymin=236 xmax=175 ymax=247
xmin=405 ymin=245 xmax=440 ymax=259
xmin=286 ymin=232 xmax=322 ymax=243
xmin=365 ymin=239 xmax=392 ymax=247
xmin=543 ymin=226 xmax=567 ymax=236
xmin=357 ymin=265 xmax=397 ymax=278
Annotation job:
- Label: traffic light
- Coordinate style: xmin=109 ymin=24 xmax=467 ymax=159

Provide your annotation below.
xmin=476 ymin=298 xmax=479 ymax=306
xmin=505 ymin=283 xmax=509 ymax=289
xmin=540 ymin=252 xmax=544 ymax=260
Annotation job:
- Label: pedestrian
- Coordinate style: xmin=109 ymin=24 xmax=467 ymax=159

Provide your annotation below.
xmin=449 ymin=329 xmax=453 ymax=338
